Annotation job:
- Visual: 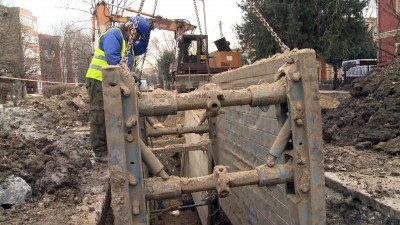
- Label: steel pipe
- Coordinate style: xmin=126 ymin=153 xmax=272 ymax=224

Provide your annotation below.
xmin=138 ymin=80 xmax=287 ymax=117
xmin=151 ymin=141 xmax=209 ymax=154
xmin=147 ymin=124 xmax=210 ymax=137
xmin=267 ymin=117 xmax=292 ymax=167
xmin=139 ymin=140 xmax=169 ymax=179
xmin=198 ymin=111 xmax=208 ymax=126
xmin=144 ymin=164 xmax=293 ymax=200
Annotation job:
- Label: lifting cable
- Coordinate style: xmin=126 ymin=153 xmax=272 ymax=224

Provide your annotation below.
xmin=139 ymin=0 xmax=159 ymax=80
xmin=192 ymin=0 xmax=212 ymax=81
xmin=246 ymin=0 xmax=293 ymax=63
xmin=120 ymin=0 xmax=146 ymax=69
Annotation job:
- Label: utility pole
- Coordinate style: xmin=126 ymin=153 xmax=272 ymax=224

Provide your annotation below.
xmin=219 ymin=21 xmax=223 ymax=38
xmin=199 ymin=0 xmax=207 ymax=35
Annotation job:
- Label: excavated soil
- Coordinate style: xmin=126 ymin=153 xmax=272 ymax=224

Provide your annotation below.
xmin=320 ymin=57 xmax=400 ymax=224
xmin=0 ymin=87 xmax=110 ymax=225
xmin=1 ymin=87 xmax=91 ymax=198
xmin=19 ymin=87 xmax=89 ymax=127
xmin=322 ymin=57 xmax=400 ymax=154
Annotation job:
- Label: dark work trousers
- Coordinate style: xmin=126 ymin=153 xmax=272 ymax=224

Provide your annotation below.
xmin=85 ymin=78 xmax=107 ymax=157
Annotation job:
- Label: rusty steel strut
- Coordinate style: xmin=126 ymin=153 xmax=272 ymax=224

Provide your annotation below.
xmin=144 ymin=164 xmax=294 ymax=200
xmin=138 ymin=80 xmax=287 ymax=117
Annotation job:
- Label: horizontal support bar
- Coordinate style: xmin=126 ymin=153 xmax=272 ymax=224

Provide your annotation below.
xmin=146 ymin=124 xmax=210 ymax=137
xmin=138 ymin=79 xmax=287 ymax=116
xmin=151 ymin=141 xmax=209 ymax=154
xmin=144 ymin=164 xmax=293 ymax=200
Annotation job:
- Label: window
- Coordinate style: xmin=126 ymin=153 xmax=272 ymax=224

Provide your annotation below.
xmin=20 ymin=15 xmax=33 ymax=28
xmin=396 ymin=0 xmax=400 ymax=12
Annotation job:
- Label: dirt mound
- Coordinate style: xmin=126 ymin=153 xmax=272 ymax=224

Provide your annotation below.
xmin=0 ymin=98 xmax=95 ymax=224
xmin=20 ymin=87 xmax=89 ymax=127
xmin=320 ymin=94 xmax=340 ymax=109
xmin=0 ymin=107 xmax=92 ymax=200
xmin=322 ymin=58 xmax=400 ymax=154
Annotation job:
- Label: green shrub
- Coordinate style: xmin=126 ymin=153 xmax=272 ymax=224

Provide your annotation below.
xmin=42 ymin=84 xmax=75 ymax=98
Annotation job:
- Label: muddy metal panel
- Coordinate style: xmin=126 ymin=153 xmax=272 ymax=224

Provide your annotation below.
xmin=210 ymin=53 xmax=291 ymax=225
xmin=183 ymin=110 xmax=211 ymax=225
xmin=184 ymin=49 xmax=325 ymax=225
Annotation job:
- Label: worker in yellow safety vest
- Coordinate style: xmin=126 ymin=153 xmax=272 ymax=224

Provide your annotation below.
xmin=85 ymin=16 xmax=151 ymax=158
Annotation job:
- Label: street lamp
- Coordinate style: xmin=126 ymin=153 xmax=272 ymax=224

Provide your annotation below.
xmin=198 ymin=0 xmax=207 ymax=35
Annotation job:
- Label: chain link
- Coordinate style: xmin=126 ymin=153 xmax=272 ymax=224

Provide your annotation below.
xmin=152 ymin=0 xmax=158 ymax=16
xmin=246 ymin=0 xmax=289 ymax=53
xmin=193 ymin=0 xmax=211 ymax=80
xmin=120 ymin=0 xmax=146 ymax=66
xmin=139 ymin=0 xmax=159 ymax=79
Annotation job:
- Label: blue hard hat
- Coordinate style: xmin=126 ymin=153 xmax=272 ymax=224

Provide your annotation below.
xmin=130 ymin=16 xmax=150 ymax=39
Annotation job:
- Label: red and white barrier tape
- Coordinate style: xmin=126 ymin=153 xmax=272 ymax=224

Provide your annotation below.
xmin=0 ymin=76 xmax=84 ymax=85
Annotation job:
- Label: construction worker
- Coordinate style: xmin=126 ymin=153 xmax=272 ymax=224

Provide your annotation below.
xmin=85 ymin=16 xmax=151 ymax=158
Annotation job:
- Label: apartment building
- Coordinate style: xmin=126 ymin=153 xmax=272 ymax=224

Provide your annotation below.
xmin=19 ymin=7 xmax=41 ymax=93
xmin=377 ymin=0 xmax=400 ymax=63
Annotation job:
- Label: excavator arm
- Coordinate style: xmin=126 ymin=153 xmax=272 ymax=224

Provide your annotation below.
xmin=92 ymin=1 xmax=196 ymax=42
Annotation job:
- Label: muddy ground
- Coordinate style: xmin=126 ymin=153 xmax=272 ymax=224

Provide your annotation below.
xmin=0 ymin=101 xmax=109 ymax=225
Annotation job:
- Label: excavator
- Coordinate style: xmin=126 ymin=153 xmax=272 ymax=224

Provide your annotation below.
xmin=91 ymin=1 xmax=242 ymax=92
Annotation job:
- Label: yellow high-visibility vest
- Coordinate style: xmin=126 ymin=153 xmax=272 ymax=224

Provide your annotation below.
xmin=86 ymin=27 xmax=134 ymax=81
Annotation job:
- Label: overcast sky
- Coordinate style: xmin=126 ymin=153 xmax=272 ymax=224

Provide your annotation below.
xmin=8 ymin=0 xmax=244 ymax=52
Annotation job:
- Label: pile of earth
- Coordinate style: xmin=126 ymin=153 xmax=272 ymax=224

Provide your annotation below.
xmin=0 ymin=107 xmax=92 ymax=202
xmin=322 ymin=57 xmax=400 ymax=154
xmin=19 ymin=86 xmax=89 ymax=127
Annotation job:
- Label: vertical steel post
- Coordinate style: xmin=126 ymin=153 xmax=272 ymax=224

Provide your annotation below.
xmin=103 ymin=65 xmax=147 ymax=225
xmin=285 ymin=52 xmax=326 ymax=225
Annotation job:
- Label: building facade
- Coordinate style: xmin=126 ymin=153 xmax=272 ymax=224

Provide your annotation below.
xmin=39 ymin=34 xmax=62 ymax=89
xmin=0 ymin=5 xmax=41 ymax=95
xmin=377 ymin=0 xmax=400 ymax=63
xmin=19 ymin=7 xmax=41 ymax=94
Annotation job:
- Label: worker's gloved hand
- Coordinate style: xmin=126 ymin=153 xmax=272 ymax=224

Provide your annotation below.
xmin=149 ymin=21 xmax=155 ymax=31
xmin=130 ymin=72 xmax=141 ymax=85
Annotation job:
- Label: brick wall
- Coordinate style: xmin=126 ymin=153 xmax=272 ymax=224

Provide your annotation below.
xmin=39 ymin=34 xmax=62 ymax=87
xmin=378 ymin=0 xmax=400 ymax=63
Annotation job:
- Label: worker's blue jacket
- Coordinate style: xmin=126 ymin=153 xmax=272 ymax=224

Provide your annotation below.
xmin=100 ymin=27 xmax=150 ymax=69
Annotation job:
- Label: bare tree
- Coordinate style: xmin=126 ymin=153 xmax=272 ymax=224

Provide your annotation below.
xmin=144 ymin=31 xmax=176 ymax=88
xmin=21 ymin=27 xmax=41 ymax=78
xmin=51 ymin=21 xmax=92 ymax=84
xmin=0 ymin=5 xmax=24 ymax=76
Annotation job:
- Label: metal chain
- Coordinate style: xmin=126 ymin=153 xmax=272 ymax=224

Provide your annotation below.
xmin=152 ymin=0 xmax=158 ymax=16
xmin=139 ymin=0 xmax=159 ymax=79
xmin=193 ymin=0 xmax=204 ymax=52
xmin=121 ymin=0 xmax=146 ymax=65
xmin=193 ymin=0 xmax=211 ymax=80
xmin=246 ymin=0 xmax=289 ymax=53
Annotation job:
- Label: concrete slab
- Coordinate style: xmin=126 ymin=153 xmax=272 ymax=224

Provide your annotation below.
xmin=325 ymin=172 xmax=400 ymax=220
